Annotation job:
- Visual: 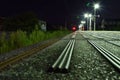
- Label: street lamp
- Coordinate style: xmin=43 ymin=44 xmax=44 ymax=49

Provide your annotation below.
xmin=84 ymin=13 xmax=92 ymax=30
xmin=88 ymin=14 xmax=92 ymax=31
xmin=93 ymin=3 xmax=100 ymax=31
xmin=84 ymin=13 xmax=89 ymax=18
xmin=84 ymin=13 xmax=89 ymax=30
xmin=94 ymin=3 xmax=100 ymax=9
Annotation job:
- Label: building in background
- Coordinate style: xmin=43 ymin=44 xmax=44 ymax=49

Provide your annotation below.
xmin=39 ymin=20 xmax=47 ymax=31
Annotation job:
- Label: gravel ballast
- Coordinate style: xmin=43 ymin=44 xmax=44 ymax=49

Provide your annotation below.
xmin=0 ymin=31 xmax=120 ymax=80
xmin=81 ymin=31 xmax=120 ymax=58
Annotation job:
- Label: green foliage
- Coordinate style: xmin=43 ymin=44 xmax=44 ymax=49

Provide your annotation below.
xmin=86 ymin=2 xmax=92 ymax=7
xmin=9 ymin=32 xmax=16 ymax=49
xmin=0 ymin=32 xmax=6 ymax=45
xmin=13 ymin=30 xmax=30 ymax=48
xmin=29 ymin=27 xmax=45 ymax=44
xmin=86 ymin=3 xmax=90 ymax=7
xmin=0 ymin=43 xmax=9 ymax=54
xmin=0 ymin=32 xmax=10 ymax=53
xmin=0 ymin=30 xmax=71 ymax=54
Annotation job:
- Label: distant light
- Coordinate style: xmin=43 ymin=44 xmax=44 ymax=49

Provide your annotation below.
xmin=81 ymin=21 xmax=86 ymax=24
xmin=72 ymin=26 xmax=77 ymax=31
xmin=89 ymin=14 xmax=92 ymax=17
xmin=79 ymin=24 xmax=83 ymax=28
xmin=94 ymin=3 xmax=100 ymax=9
xmin=84 ymin=13 xmax=89 ymax=18
xmin=84 ymin=13 xmax=92 ymax=18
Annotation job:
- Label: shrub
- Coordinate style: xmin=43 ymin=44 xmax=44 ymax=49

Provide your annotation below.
xmin=0 ymin=32 xmax=10 ymax=53
xmin=29 ymin=27 xmax=45 ymax=44
xmin=0 ymin=29 xmax=71 ymax=54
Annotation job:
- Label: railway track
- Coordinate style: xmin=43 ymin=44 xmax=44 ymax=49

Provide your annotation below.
xmin=48 ymin=34 xmax=76 ymax=73
xmin=0 ymin=39 xmax=59 ymax=72
xmin=81 ymin=32 xmax=120 ymax=47
xmin=91 ymin=35 xmax=120 ymax=47
xmin=87 ymin=40 xmax=120 ymax=70
xmin=81 ymin=33 xmax=120 ymax=70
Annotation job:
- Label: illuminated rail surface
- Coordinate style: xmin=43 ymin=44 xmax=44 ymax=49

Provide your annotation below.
xmin=81 ymin=33 xmax=120 ymax=70
xmin=48 ymin=33 xmax=76 ymax=73
xmin=81 ymin=32 xmax=120 ymax=47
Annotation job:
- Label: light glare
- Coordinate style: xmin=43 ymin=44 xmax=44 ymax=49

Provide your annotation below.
xmin=89 ymin=14 xmax=92 ymax=17
xmin=81 ymin=21 xmax=86 ymax=24
xmin=94 ymin=3 xmax=100 ymax=9
xmin=84 ymin=13 xmax=89 ymax=18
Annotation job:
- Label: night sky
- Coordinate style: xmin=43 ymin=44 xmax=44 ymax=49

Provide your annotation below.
xmin=0 ymin=0 xmax=120 ymax=25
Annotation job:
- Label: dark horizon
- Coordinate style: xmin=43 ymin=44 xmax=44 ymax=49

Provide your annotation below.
xmin=0 ymin=0 xmax=120 ymax=25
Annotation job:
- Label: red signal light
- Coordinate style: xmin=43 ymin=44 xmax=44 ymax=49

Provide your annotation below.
xmin=72 ymin=26 xmax=76 ymax=31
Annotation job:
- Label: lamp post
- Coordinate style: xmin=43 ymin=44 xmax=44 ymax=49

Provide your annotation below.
xmin=88 ymin=14 xmax=92 ymax=31
xmin=84 ymin=13 xmax=89 ymax=30
xmin=93 ymin=3 xmax=100 ymax=31
xmin=84 ymin=13 xmax=92 ymax=31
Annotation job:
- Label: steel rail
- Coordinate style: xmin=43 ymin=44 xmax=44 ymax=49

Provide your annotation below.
xmin=52 ymin=40 xmax=72 ymax=68
xmin=0 ymin=39 xmax=59 ymax=72
xmin=81 ymin=33 xmax=120 ymax=47
xmin=99 ymin=35 xmax=120 ymax=40
xmin=91 ymin=35 xmax=120 ymax=47
xmin=88 ymin=40 xmax=120 ymax=70
xmin=58 ymin=40 xmax=73 ymax=68
xmin=65 ymin=40 xmax=75 ymax=69
xmin=49 ymin=39 xmax=75 ymax=73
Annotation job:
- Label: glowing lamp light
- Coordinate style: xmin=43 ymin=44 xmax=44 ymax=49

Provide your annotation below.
xmin=94 ymin=3 xmax=100 ymax=9
xmin=84 ymin=13 xmax=89 ymax=18
xmin=72 ymin=26 xmax=76 ymax=31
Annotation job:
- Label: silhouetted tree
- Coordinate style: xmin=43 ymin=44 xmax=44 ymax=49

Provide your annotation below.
xmin=3 ymin=12 xmax=39 ymax=31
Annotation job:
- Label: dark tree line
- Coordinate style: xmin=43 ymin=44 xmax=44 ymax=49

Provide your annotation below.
xmin=3 ymin=12 xmax=39 ymax=32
